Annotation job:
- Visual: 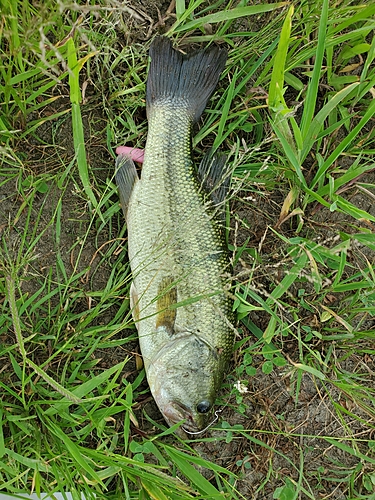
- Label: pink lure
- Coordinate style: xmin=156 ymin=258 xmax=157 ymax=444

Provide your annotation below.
xmin=116 ymin=146 xmax=144 ymax=164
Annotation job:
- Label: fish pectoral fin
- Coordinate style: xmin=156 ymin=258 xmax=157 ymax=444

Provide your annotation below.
xmin=198 ymin=150 xmax=231 ymax=208
xmin=130 ymin=282 xmax=140 ymax=329
xmin=115 ymin=154 xmax=139 ymax=218
xmin=156 ymin=277 xmax=177 ymax=335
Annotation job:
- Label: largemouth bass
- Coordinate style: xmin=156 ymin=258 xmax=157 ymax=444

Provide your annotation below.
xmin=116 ymin=37 xmax=233 ymax=433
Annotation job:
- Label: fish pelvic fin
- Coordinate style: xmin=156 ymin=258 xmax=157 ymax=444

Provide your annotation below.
xmin=146 ymin=37 xmax=227 ymax=123
xmin=115 ymin=154 xmax=139 ymax=219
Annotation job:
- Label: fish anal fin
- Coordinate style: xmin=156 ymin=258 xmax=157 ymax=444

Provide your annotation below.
xmin=115 ymin=154 xmax=139 ymax=218
xmin=156 ymin=277 xmax=177 ymax=335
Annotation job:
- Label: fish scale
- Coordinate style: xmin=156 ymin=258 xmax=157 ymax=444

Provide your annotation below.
xmin=116 ymin=37 xmax=233 ymax=433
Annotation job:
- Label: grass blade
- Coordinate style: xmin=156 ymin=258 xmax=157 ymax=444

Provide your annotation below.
xmin=171 ymin=3 xmax=288 ymax=33
xmin=310 ymin=98 xmax=375 ymax=189
xmin=300 ymin=0 xmax=329 ymax=139
xmin=46 ymin=421 xmax=103 ymax=484
xmin=163 ymin=447 xmax=225 ymax=498
xmin=301 ymin=82 xmax=359 ymax=161
xmin=268 ymin=5 xmax=294 ymax=111
xmin=266 ymin=249 xmax=308 ymax=303
xmin=66 ymin=38 xmax=101 ymax=216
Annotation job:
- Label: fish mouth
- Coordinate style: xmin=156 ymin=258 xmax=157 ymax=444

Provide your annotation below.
xmin=162 ymin=402 xmax=202 ymax=433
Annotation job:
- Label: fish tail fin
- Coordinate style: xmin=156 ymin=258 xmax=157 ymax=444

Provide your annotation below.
xmin=146 ymin=37 xmax=227 ymax=123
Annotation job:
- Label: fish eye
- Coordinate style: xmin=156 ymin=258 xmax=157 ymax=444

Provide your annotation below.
xmin=197 ymin=400 xmax=211 ymax=413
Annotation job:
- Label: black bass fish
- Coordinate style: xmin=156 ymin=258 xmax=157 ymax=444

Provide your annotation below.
xmin=116 ymin=37 xmax=233 ymax=433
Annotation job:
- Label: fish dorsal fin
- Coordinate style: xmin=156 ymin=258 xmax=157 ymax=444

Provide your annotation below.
xmin=197 ymin=150 xmax=231 ymax=207
xmin=156 ymin=277 xmax=177 ymax=335
xmin=115 ymin=154 xmax=139 ymax=219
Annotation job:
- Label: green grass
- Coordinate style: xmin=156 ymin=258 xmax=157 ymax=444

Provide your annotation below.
xmin=1 ymin=0 xmax=375 ymax=499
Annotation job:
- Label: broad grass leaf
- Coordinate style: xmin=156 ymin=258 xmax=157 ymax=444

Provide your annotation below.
xmin=336 ymin=196 xmax=375 ymax=223
xmin=268 ymin=5 xmax=294 ymax=110
xmin=301 ymin=82 xmax=359 ymax=162
xmin=163 ymin=447 xmax=223 ymax=497
xmin=272 ymin=122 xmax=306 ymax=186
xmin=141 ymin=480 xmax=171 ymax=500
xmin=47 ymin=422 xmax=103 ymax=484
xmin=351 ymin=232 xmax=375 ymax=252
xmin=329 ymin=5 xmax=375 ymax=35
xmin=300 ymin=0 xmax=329 ymax=139
xmin=339 ymin=42 xmax=371 ymax=61
xmin=315 ymin=161 xmax=374 ymax=199
xmin=66 ymin=38 xmax=100 ymax=214
xmin=294 ymin=363 xmax=325 ymax=380
xmin=324 ymin=438 xmax=375 ymax=464
xmin=172 ymin=3 xmax=288 ymax=33
xmin=45 ymin=360 xmax=128 ymax=416
xmin=310 ymin=98 xmax=375 ymax=189
xmin=263 ymin=315 xmax=277 ymax=344
xmin=266 ymin=252 xmax=308 ymax=303
xmin=4 ymin=448 xmax=50 ymax=473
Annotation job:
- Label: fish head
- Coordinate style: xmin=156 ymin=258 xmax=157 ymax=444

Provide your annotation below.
xmin=147 ymin=333 xmax=221 ymax=433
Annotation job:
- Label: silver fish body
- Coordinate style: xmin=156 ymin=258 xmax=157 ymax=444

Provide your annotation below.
xmin=116 ymin=37 xmax=233 ymax=433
